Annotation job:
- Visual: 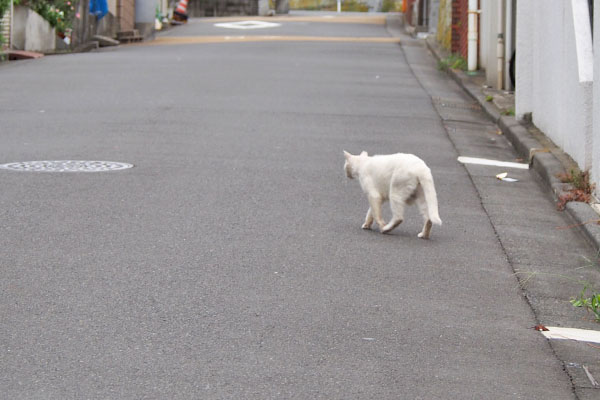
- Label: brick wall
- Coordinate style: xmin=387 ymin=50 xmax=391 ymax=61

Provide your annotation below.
xmin=451 ymin=0 xmax=468 ymax=58
xmin=404 ymin=0 xmax=416 ymax=26
xmin=117 ymin=0 xmax=135 ymax=32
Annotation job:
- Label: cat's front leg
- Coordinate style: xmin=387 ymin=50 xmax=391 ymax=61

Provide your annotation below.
xmin=362 ymin=207 xmax=373 ymax=230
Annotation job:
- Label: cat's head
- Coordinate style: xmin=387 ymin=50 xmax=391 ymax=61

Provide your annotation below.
xmin=343 ymin=150 xmax=368 ymax=179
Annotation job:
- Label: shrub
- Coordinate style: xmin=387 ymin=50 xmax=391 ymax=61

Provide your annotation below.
xmin=20 ymin=0 xmax=76 ymax=34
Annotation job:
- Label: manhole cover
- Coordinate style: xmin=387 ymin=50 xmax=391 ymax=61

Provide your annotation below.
xmin=214 ymin=21 xmax=281 ymax=30
xmin=0 ymin=160 xmax=134 ymax=172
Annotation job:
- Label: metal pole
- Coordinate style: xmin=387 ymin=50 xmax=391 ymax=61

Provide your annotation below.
xmin=467 ymin=0 xmax=478 ymax=71
xmin=337 ymin=0 xmax=341 ymax=13
xmin=497 ymin=0 xmax=505 ymax=89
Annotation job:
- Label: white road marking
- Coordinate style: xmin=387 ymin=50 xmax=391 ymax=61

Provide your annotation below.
xmin=457 ymin=156 xmax=529 ymax=169
xmin=214 ymin=21 xmax=281 ymax=30
xmin=540 ymin=326 xmax=600 ymax=344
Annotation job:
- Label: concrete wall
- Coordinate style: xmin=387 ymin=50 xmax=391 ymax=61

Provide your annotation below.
xmin=187 ymin=0 xmax=259 ymax=17
xmin=593 ymin=0 xmax=600 ymax=186
xmin=516 ymin=0 xmax=594 ymax=179
xmin=12 ymin=6 xmax=56 ymax=52
xmin=135 ymin=0 xmax=154 ymax=37
xmin=108 ymin=0 xmax=117 ymax=14
xmin=479 ymin=0 xmax=500 ymax=85
xmin=428 ymin=0 xmax=439 ymax=33
xmin=515 ymin=0 xmax=532 ymax=116
xmin=479 ymin=0 xmax=515 ymax=90
xmin=504 ymin=0 xmax=516 ymax=89
xmin=95 ymin=11 xmax=118 ymax=38
xmin=436 ymin=0 xmax=451 ymax=50
xmin=479 ymin=0 xmax=490 ymax=71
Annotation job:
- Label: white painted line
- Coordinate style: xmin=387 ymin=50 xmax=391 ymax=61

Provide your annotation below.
xmin=214 ymin=21 xmax=281 ymax=30
xmin=457 ymin=156 xmax=529 ymax=169
xmin=540 ymin=326 xmax=600 ymax=344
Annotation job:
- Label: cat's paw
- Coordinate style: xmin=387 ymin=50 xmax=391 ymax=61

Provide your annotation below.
xmin=361 ymin=223 xmax=372 ymax=230
xmin=417 ymin=232 xmax=429 ymax=239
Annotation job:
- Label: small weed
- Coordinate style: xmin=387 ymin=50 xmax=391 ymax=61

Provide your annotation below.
xmin=571 ymin=285 xmax=600 ymax=322
xmin=556 ymin=169 xmax=595 ymax=210
xmin=380 ymin=0 xmax=401 ymax=12
xmin=570 ymin=254 xmax=600 ymax=322
xmin=502 ymin=108 xmax=515 ymax=116
xmin=558 ymin=169 xmax=590 ymax=191
xmin=485 ymin=95 xmax=494 ymax=102
xmin=437 ymin=54 xmax=467 ymax=72
xmin=0 ymin=32 xmax=6 ymax=61
xmin=517 ymin=254 xmax=600 ymax=323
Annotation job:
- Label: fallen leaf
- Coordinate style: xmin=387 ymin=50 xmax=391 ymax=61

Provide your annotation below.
xmin=533 ymin=324 xmax=549 ymax=331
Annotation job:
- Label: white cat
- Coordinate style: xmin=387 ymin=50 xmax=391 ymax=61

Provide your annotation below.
xmin=343 ymin=151 xmax=442 ymax=239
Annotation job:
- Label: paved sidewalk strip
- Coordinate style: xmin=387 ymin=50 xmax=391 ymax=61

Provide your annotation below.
xmin=386 ymin=16 xmax=600 ymax=399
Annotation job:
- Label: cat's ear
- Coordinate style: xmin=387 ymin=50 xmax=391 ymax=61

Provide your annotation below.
xmin=360 ymin=151 xmax=368 ymax=157
xmin=343 ymin=150 xmax=352 ymax=160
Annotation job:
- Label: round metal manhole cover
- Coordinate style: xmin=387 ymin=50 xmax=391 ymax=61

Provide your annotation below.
xmin=0 ymin=160 xmax=134 ymax=172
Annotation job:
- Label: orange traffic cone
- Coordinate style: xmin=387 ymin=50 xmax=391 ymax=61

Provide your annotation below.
xmin=173 ymin=0 xmax=189 ymax=23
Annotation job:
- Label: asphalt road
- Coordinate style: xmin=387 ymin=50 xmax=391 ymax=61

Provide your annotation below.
xmin=0 ymin=13 xmax=588 ymax=399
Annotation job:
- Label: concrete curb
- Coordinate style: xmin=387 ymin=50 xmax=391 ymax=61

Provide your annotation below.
xmin=419 ymin=36 xmax=600 ymax=253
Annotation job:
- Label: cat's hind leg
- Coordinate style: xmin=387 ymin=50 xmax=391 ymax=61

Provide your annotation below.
xmin=362 ymin=207 xmax=374 ymax=230
xmin=416 ymin=192 xmax=433 ymax=239
xmin=381 ymin=196 xmax=405 ymax=234
xmin=381 ymin=177 xmax=418 ymax=234
xmin=418 ymin=220 xmax=433 ymax=239
xmin=367 ymin=195 xmax=386 ymax=231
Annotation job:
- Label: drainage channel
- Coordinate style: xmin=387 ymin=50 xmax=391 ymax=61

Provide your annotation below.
xmin=0 ymin=161 xmax=134 ymax=172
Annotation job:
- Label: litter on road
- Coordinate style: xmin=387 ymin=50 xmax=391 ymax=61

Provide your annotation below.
xmin=496 ymin=172 xmax=519 ymax=182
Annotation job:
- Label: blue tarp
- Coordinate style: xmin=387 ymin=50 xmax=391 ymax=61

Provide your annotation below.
xmin=90 ymin=0 xmax=108 ymax=20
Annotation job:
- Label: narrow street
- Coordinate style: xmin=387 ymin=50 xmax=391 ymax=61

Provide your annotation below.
xmin=0 ymin=12 xmax=597 ymax=399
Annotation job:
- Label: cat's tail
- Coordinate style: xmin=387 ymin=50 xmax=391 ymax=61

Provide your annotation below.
xmin=418 ymin=169 xmax=442 ymax=226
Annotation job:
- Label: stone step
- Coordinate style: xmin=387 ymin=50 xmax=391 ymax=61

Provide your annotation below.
xmin=92 ymin=35 xmax=120 ymax=47
xmin=118 ymin=36 xmax=143 ymax=43
xmin=117 ymin=30 xmax=143 ymax=43
xmin=117 ymin=30 xmax=140 ymax=39
xmin=5 ymin=50 xmax=44 ymax=60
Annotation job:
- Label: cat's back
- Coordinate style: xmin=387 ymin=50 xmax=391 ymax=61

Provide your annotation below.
xmin=371 ymin=153 xmax=424 ymax=169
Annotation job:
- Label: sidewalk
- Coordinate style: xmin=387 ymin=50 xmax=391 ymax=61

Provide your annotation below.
xmin=386 ymin=14 xmax=600 ymax=398
xmin=423 ymin=30 xmax=600 ymax=255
